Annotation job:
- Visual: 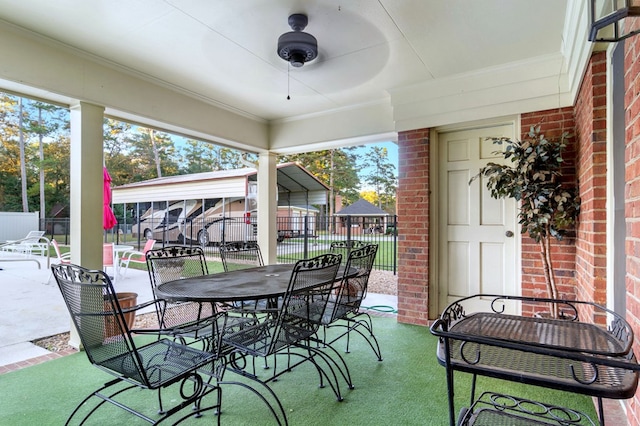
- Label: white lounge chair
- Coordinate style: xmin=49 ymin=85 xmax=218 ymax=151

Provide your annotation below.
xmin=1 ymin=231 xmax=48 ymax=256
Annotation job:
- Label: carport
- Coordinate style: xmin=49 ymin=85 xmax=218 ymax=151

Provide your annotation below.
xmin=111 ymin=162 xmax=329 ymax=244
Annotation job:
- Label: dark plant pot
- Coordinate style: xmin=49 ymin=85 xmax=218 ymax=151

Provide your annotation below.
xmin=104 ymin=292 xmax=138 ymax=338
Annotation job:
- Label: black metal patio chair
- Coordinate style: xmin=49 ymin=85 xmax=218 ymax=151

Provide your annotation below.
xmin=219 ymin=241 xmax=264 ymax=272
xmin=329 ymin=240 xmax=365 ymax=260
xmin=145 ymin=246 xmax=221 ymax=348
xmin=223 ymin=253 xmax=354 ymax=404
xmin=219 ymin=241 xmax=268 ymax=312
xmin=145 ymin=246 xmax=289 ymax=425
xmin=51 ymin=263 xmax=224 ymax=425
xmin=322 ymin=244 xmax=383 ymax=361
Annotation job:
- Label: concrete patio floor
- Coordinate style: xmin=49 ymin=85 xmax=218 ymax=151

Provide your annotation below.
xmin=0 ymin=255 xmax=397 ymax=368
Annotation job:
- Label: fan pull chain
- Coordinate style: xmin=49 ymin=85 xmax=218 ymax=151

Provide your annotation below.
xmin=287 ymin=64 xmax=291 ymax=100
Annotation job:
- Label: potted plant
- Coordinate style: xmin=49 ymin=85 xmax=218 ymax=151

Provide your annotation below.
xmin=471 ymin=126 xmax=580 ymax=318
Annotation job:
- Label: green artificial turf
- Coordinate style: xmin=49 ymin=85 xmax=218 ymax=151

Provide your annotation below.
xmin=0 ymin=317 xmax=597 ymax=425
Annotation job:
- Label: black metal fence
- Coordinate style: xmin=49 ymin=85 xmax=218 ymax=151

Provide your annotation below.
xmin=41 ymin=214 xmax=398 ymax=273
xmin=272 ymin=215 xmax=398 ymax=273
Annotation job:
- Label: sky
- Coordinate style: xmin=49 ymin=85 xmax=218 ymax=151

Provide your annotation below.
xmin=356 ymin=141 xmax=398 ymax=174
xmin=171 ymin=132 xmax=398 ymax=191
xmin=172 ymin=132 xmax=397 ymax=178
xmin=353 ymin=141 xmax=398 ymax=191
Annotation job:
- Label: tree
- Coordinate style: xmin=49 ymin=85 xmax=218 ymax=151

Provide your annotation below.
xmin=180 ymin=140 xmax=247 ymax=173
xmin=360 ymin=190 xmax=378 ymax=205
xmin=148 ymin=128 xmax=162 ymax=178
xmin=128 ymin=127 xmax=179 ymax=180
xmin=363 ymin=146 xmax=397 ymax=213
xmin=104 ymin=118 xmax=137 ymax=186
xmin=0 ymin=93 xmax=70 ymax=215
xmin=23 ymin=101 xmax=68 ymax=218
xmin=280 ymin=148 xmax=360 ymax=231
xmin=181 ymin=140 xmax=215 ymax=173
xmin=0 ymin=93 xmax=20 ymax=210
xmin=471 ymin=126 xmax=580 ymax=317
xmin=18 ymin=98 xmax=28 ymax=212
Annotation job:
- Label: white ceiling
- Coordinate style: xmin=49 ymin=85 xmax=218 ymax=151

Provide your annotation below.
xmin=0 ymin=0 xmax=571 ymax=125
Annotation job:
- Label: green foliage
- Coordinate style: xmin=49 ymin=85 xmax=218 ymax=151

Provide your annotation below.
xmin=180 ymin=140 xmax=252 ymax=173
xmin=0 ymin=94 xmax=70 ymax=213
xmin=280 ymin=148 xmax=361 ymax=205
xmin=363 ymin=145 xmax=397 ymax=214
xmin=0 ymin=90 xmax=394 ymax=221
xmin=472 ymin=126 xmax=580 ymax=243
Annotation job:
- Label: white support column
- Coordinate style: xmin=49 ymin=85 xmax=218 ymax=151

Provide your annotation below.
xmin=257 ymin=152 xmax=278 ymax=264
xmin=70 ymin=101 xmax=105 ymax=268
xmin=68 ymin=101 xmax=104 ymax=348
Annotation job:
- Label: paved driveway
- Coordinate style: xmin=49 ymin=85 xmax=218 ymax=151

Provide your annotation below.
xmin=0 ymin=255 xmax=396 ymax=367
xmin=0 ymin=257 xmax=155 ymax=366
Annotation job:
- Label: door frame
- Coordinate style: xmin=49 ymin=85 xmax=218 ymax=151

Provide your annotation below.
xmin=429 ymin=116 xmax=522 ymax=316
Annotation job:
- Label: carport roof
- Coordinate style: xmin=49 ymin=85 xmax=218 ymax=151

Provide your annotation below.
xmin=250 ymin=163 xmax=329 ymax=194
xmin=112 ymin=162 xmax=328 ymax=203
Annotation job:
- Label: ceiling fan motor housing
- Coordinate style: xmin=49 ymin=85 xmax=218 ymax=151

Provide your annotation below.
xmin=277 ymin=13 xmax=317 ymax=67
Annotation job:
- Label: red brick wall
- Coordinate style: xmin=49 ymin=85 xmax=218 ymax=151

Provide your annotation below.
xmin=396 ymin=128 xmax=430 ymax=325
xmin=573 ymin=52 xmax=609 ymax=310
xmin=625 ymin=33 xmax=640 ymax=425
xmin=519 ymin=108 xmax=578 ymax=313
xmin=393 ymin=46 xmax=640 ymax=421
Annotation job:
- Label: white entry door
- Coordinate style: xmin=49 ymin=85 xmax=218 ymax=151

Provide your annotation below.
xmin=437 ymin=124 xmax=518 ymax=314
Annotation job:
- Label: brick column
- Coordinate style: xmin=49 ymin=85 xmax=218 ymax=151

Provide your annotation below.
xmin=397 ymin=128 xmax=430 ymax=325
xmin=573 ymin=51 xmax=608 ymax=308
xmin=624 ymin=34 xmax=640 ymax=426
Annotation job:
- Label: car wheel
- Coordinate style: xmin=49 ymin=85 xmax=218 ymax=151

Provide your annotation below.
xmin=198 ymin=229 xmax=210 ymax=246
xmin=143 ymin=228 xmax=153 ymax=241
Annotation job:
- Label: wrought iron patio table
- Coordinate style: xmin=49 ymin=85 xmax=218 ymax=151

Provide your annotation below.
xmin=156 ymin=264 xmax=299 ymax=425
xmin=155 ymin=264 xmax=297 ymax=304
xmin=155 ymin=263 xmax=354 ymax=304
xmin=155 ymin=263 xmax=355 ymax=425
xmin=430 ymin=294 xmax=640 ymax=426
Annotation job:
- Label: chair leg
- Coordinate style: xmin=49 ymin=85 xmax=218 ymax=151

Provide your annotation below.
xmin=327 ymin=314 xmax=383 ymax=362
xmin=222 ymin=352 xmax=289 ymax=425
xmin=297 ymin=341 xmax=351 ymax=401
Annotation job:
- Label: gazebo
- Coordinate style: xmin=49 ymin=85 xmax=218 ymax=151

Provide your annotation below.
xmin=335 ymin=199 xmax=390 ymax=234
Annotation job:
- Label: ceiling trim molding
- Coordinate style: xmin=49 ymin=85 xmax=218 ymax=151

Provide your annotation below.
xmin=269 ymin=101 xmax=396 ymax=152
xmin=270 ymin=131 xmax=398 ymax=155
xmin=0 ymin=19 xmax=267 ymax=123
xmin=0 ymin=19 xmax=269 ymax=150
xmin=562 ymin=0 xmax=596 ymax=105
xmin=389 ymin=52 xmax=574 ymax=131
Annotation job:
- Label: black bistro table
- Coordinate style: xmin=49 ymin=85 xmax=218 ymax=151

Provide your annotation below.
xmin=154 ymin=262 xmax=354 ymax=425
xmin=155 ymin=263 xmax=309 ymax=426
xmin=155 ymin=263 xmax=355 ymax=305
xmin=155 ymin=264 xmax=296 ymax=305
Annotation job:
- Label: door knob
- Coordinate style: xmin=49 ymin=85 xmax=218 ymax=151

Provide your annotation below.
xmin=505 ymin=230 xmax=514 ymax=238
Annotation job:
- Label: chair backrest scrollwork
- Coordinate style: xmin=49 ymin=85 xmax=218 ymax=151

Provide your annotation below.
xmin=219 ymin=241 xmax=264 ymax=272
